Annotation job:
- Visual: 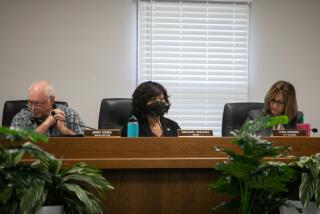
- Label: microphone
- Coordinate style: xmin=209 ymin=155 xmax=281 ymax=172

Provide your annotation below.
xmin=51 ymin=111 xmax=96 ymax=130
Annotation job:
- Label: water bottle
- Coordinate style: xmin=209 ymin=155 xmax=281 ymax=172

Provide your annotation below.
xmin=127 ymin=115 xmax=139 ymax=137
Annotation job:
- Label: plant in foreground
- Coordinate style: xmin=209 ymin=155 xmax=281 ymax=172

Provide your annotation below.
xmin=210 ymin=115 xmax=296 ymax=214
xmin=291 ymin=153 xmax=320 ymax=208
xmin=0 ymin=127 xmax=113 ymax=214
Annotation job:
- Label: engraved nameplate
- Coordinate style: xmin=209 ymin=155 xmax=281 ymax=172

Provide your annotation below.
xmin=272 ymin=129 xmax=307 ymax=136
xmin=177 ymin=129 xmax=213 ymax=137
xmin=84 ymin=129 xmax=121 ymax=137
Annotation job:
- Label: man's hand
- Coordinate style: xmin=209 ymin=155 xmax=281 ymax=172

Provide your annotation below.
xmin=51 ymin=109 xmax=65 ymax=123
xmin=35 ymin=110 xmax=56 ymax=134
xmin=52 ymin=109 xmax=76 ymax=135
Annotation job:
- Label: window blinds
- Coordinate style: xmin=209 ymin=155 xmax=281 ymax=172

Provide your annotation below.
xmin=138 ymin=0 xmax=250 ymax=136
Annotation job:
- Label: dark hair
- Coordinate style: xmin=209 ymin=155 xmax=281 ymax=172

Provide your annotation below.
xmin=264 ymin=80 xmax=298 ymax=120
xmin=132 ymin=81 xmax=170 ymax=120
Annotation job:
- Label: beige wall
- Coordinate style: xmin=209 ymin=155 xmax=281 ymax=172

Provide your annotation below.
xmin=0 ymin=0 xmax=137 ymax=128
xmin=0 ymin=0 xmax=320 ymax=134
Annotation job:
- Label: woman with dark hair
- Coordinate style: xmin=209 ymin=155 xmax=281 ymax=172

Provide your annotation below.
xmin=247 ymin=80 xmax=303 ymax=136
xmin=122 ymin=81 xmax=180 ymax=137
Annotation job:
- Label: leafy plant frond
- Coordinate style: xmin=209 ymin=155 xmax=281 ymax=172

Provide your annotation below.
xmin=63 ymin=183 xmax=104 ymax=214
xmin=0 ymin=127 xmax=48 ymax=143
xmin=294 ymin=153 xmax=320 ymax=208
xmin=7 ymin=150 xmax=24 ymax=166
xmin=62 ymin=173 xmax=114 ymax=191
xmin=21 ymin=142 xmax=55 ymax=161
xmin=20 ymin=182 xmax=47 ymax=214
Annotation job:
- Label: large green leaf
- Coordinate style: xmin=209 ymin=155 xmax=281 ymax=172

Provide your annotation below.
xmin=37 ymin=156 xmax=62 ymax=175
xmin=61 ymin=162 xmax=102 ymax=175
xmin=63 ymin=183 xmax=104 ymax=214
xmin=265 ymin=116 xmax=289 ymax=128
xmin=299 ymin=173 xmax=316 ymax=207
xmin=0 ymin=127 xmax=48 ymax=143
xmin=294 ymin=153 xmax=320 ymax=207
xmin=20 ymin=182 xmax=47 ymax=214
xmin=21 ymin=142 xmax=55 ymax=161
xmin=314 ymin=153 xmax=320 ymax=162
xmin=62 ymin=173 xmax=113 ymax=191
xmin=63 ymin=197 xmax=85 ymax=214
xmin=7 ymin=150 xmax=24 ymax=166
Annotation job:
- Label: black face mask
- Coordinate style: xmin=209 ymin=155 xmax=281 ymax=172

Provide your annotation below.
xmin=147 ymin=101 xmax=167 ymax=117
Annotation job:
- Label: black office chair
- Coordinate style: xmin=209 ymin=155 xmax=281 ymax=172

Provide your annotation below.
xmin=2 ymin=100 xmax=68 ymax=127
xmin=98 ymin=98 xmax=132 ymax=129
xmin=221 ymin=102 xmax=264 ymax=137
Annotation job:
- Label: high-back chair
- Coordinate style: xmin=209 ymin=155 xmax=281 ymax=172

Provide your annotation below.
xmin=221 ymin=102 xmax=264 ymax=136
xmin=98 ymin=98 xmax=132 ymax=129
xmin=2 ymin=100 xmax=68 ymax=127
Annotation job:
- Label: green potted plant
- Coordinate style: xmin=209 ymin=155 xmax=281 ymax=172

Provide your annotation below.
xmin=0 ymin=127 xmax=113 ymax=214
xmin=36 ymin=151 xmax=114 ymax=214
xmin=280 ymin=153 xmax=320 ymax=214
xmin=209 ymin=115 xmax=296 ymax=214
xmin=0 ymin=127 xmax=50 ymax=214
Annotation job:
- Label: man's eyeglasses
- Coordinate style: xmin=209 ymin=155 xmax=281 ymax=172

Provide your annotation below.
xmin=26 ymin=100 xmax=48 ymax=109
xmin=270 ymin=99 xmax=285 ymax=105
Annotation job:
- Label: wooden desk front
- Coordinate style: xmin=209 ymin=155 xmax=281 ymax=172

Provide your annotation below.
xmin=14 ymin=137 xmax=320 ymax=213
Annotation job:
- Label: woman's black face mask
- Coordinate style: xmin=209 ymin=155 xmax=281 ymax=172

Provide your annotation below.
xmin=147 ymin=101 xmax=167 ymax=117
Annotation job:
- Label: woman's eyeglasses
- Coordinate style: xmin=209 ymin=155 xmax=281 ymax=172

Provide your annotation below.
xmin=270 ymin=99 xmax=285 ymax=105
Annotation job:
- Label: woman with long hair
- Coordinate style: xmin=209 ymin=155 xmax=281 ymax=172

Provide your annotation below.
xmin=247 ymin=80 xmax=303 ymax=136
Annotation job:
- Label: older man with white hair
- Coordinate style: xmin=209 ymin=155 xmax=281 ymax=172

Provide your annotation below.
xmin=11 ymin=81 xmax=85 ymax=136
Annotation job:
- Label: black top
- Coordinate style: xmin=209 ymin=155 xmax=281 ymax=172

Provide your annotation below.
xmin=121 ymin=116 xmax=180 ymax=137
xmin=247 ymin=109 xmax=304 ymax=136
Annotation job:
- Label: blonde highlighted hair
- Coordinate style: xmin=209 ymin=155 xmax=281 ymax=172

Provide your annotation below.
xmin=264 ymin=80 xmax=298 ymax=120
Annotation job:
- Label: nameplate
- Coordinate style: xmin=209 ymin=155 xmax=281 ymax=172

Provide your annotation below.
xmin=272 ymin=129 xmax=306 ymax=136
xmin=177 ymin=129 xmax=213 ymax=137
xmin=84 ymin=129 xmax=121 ymax=137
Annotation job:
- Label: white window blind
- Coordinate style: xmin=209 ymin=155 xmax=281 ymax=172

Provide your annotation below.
xmin=138 ymin=0 xmax=250 ymax=136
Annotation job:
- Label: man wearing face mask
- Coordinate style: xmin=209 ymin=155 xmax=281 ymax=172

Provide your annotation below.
xmin=121 ymin=81 xmax=180 ymax=137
